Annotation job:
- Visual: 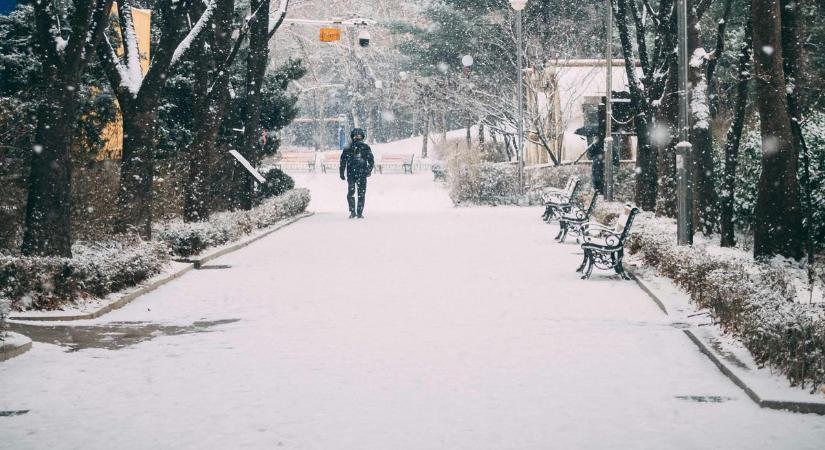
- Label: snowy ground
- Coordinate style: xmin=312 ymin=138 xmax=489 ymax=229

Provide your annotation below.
xmin=2 ymin=172 xmax=824 ymax=449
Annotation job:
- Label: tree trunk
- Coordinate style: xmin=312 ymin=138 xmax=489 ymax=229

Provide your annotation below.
xmin=688 ymin=6 xmax=717 ymax=236
xmin=21 ymin=80 xmax=75 ymax=257
xmin=116 ymin=103 xmax=158 ymax=238
xmin=655 ymin=59 xmax=679 ymax=218
xmin=720 ymin=18 xmax=752 ymax=247
xmin=751 ymin=0 xmax=803 ymax=260
xmin=236 ymin=0 xmax=270 ymax=211
xmin=184 ymin=0 xmax=234 ymax=222
xmin=781 ymin=0 xmax=815 ymax=265
xmin=23 ymin=0 xmax=113 ymax=256
xmin=614 ymin=0 xmax=657 ymax=211
xmin=421 ymin=108 xmax=430 ymax=159
xmin=466 ymin=118 xmax=472 ymax=149
xmin=479 ymin=122 xmax=485 ymax=145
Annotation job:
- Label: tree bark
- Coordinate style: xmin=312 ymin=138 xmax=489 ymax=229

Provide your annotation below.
xmin=98 ymin=0 xmax=202 ymax=238
xmin=655 ymin=58 xmax=679 ymax=218
xmin=688 ymin=4 xmax=717 ymax=236
xmin=22 ymin=80 xmax=76 ymax=257
xmin=720 ymin=17 xmax=752 ymax=247
xmin=615 ymin=0 xmax=657 ymax=211
xmin=116 ymin=103 xmax=158 ymax=236
xmin=184 ymin=0 xmax=235 ymax=222
xmin=22 ymin=0 xmax=114 ymax=256
xmin=751 ymin=0 xmax=803 ymax=260
xmin=236 ymin=0 xmax=271 ymax=210
xmin=421 ymin=107 xmax=430 ymax=159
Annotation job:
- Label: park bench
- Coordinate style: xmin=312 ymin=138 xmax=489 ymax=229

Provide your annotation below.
xmin=321 ymin=152 xmax=341 ymax=173
xmin=576 ymin=203 xmax=640 ymax=280
xmin=377 ymin=153 xmax=415 ymax=174
xmin=542 ymin=176 xmax=582 ymax=223
xmin=275 ymin=152 xmax=316 ymax=172
xmin=555 ymin=191 xmax=599 ymax=243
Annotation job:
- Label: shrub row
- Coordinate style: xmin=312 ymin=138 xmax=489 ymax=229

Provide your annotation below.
xmin=155 ymin=188 xmax=311 ymax=257
xmin=0 ymin=237 xmax=169 ymax=311
xmin=1 ymin=188 xmax=311 ymax=311
xmin=625 ymin=210 xmax=825 ymax=389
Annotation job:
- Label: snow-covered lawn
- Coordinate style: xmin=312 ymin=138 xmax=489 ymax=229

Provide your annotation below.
xmin=2 ymin=172 xmax=824 ymax=449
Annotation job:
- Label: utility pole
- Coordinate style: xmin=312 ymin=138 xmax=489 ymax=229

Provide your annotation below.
xmin=510 ymin=0 xmax=528 ymax=194
xmin=604 ymin=1 xmax=614 ymax=201
xmin=676 ymin=0 xmax=693 ymax=245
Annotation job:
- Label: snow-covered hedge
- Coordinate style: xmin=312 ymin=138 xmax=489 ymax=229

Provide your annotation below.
xmin=155 ymin=188 xmax=310 ymax=257
xmin=0 ymin=237 xmax=169 ymax=311
xmin=624 ymin=210 xmax=825 ymax=389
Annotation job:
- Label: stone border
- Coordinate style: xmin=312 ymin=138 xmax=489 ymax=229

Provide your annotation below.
xmin=10 ymin=212 xmax=313 ymax=322
xmin=626 ymin=265 xmax=825 ymax=415
xmin=0 ymin=332 xmax=32 ymax=362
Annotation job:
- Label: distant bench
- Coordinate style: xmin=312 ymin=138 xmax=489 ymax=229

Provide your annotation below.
xmin=275 ymin=152 xmax=316 ymax=172
xmin=377 ymin=153 xmax=414 ymax=174
xmin=321 ymin=152 xmax=341 ymax=173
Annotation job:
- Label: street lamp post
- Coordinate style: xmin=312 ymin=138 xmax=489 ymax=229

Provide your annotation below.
xmin=604 ymin=0 xmax=614 ymax=201
xmin=510 ymin=0 xmax=528 ymax=195
xmin=676 ymin=0 xmax=693 ymax=245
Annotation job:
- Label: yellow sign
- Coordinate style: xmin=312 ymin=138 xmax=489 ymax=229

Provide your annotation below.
xmin=320 ymin=28 xmax=342 ymax=43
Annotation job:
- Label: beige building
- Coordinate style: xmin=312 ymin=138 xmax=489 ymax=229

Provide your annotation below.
xmin=523 ymin=59 xmax=641 ymax=166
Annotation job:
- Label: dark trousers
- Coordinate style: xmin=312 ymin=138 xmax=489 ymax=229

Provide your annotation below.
xmin=347 ymin=176 xmax=367 ymax=215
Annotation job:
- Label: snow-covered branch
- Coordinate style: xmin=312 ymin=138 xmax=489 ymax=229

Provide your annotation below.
xmin=170 ymin=0 xmax=218 ymax=67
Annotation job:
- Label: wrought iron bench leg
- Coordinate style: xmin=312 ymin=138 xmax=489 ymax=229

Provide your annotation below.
xmin=554 ymin=221 xmax=565 ymax=240
xmin=615 ymin=250 xmax=631 ymax=280
xmin=582 ymin=251 xmax=595 ymax=279
xmin=576 ymin=250 xmax=588 ymax=273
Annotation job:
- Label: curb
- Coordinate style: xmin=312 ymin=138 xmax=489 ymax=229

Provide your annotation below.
xmin=10 ymin=212 xmax=314 ymax=322
xmin=0 ymin=332 xmax=32 ymax=362
xmin=626 ymin=265 xmax=825 ymax=416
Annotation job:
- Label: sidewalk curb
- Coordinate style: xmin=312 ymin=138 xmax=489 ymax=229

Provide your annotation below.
xmin=10 ymin=212 xmax=313 ymax=322
xmin=626 ymin=265 xmax=825 ymax=416
xmin=1 ymin=332 xmax=32 ymax=362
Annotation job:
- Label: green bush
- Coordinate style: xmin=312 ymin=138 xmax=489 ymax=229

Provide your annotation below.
xmin=257 ymin=168 xmax=295 ymax=202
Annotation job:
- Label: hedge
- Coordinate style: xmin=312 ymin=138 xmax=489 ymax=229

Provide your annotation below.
xmin=624 ymin=209 xmax=825 ymax=389
xmin=155 ymin=188 xmax=310 ymax=257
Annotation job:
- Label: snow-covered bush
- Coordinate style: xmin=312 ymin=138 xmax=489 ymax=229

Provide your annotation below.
xmin=448 ymin=161 xmax=519 ymax=204
xmin=624 ymin=210 xmax=825 ymax=389
xmin=155 ymin=188 xmax=310 ymax=257
xmin=257 ymin=167 xmax=295 ymax=201
xmin=0 ymin=237 xmax=169 ymax=311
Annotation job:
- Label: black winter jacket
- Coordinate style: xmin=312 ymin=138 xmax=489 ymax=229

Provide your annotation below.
xmin=340 ymin=141 xmax=375 ymax=180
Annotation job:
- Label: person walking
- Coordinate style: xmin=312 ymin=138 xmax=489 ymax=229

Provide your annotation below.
xmin=340 ymin=128 xmax=375 ymax=218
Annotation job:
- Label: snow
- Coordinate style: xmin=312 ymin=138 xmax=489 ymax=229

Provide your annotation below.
xmin=170 ymin=0 xmax=217 ymax=67
xmin=2 ymin=170 xmax=825 ymax=448
xmin=689 ymin=48 xmax=708 ymax=68
xmin=122 ymin=16 xmax=144 ymax=95
xmin=267 ymin=0 xmax=289 ymax=34
xmin=0 ymin=331 xmax=30 ymax=350
xmin=54 ymin=36 xmax=68 ymax=53
xmin=691 ymin=78 xmax=710 ymax=130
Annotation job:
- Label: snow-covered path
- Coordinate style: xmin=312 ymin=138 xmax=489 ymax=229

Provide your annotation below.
xmin=2 ymin=173 xmax=824 ymax=449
